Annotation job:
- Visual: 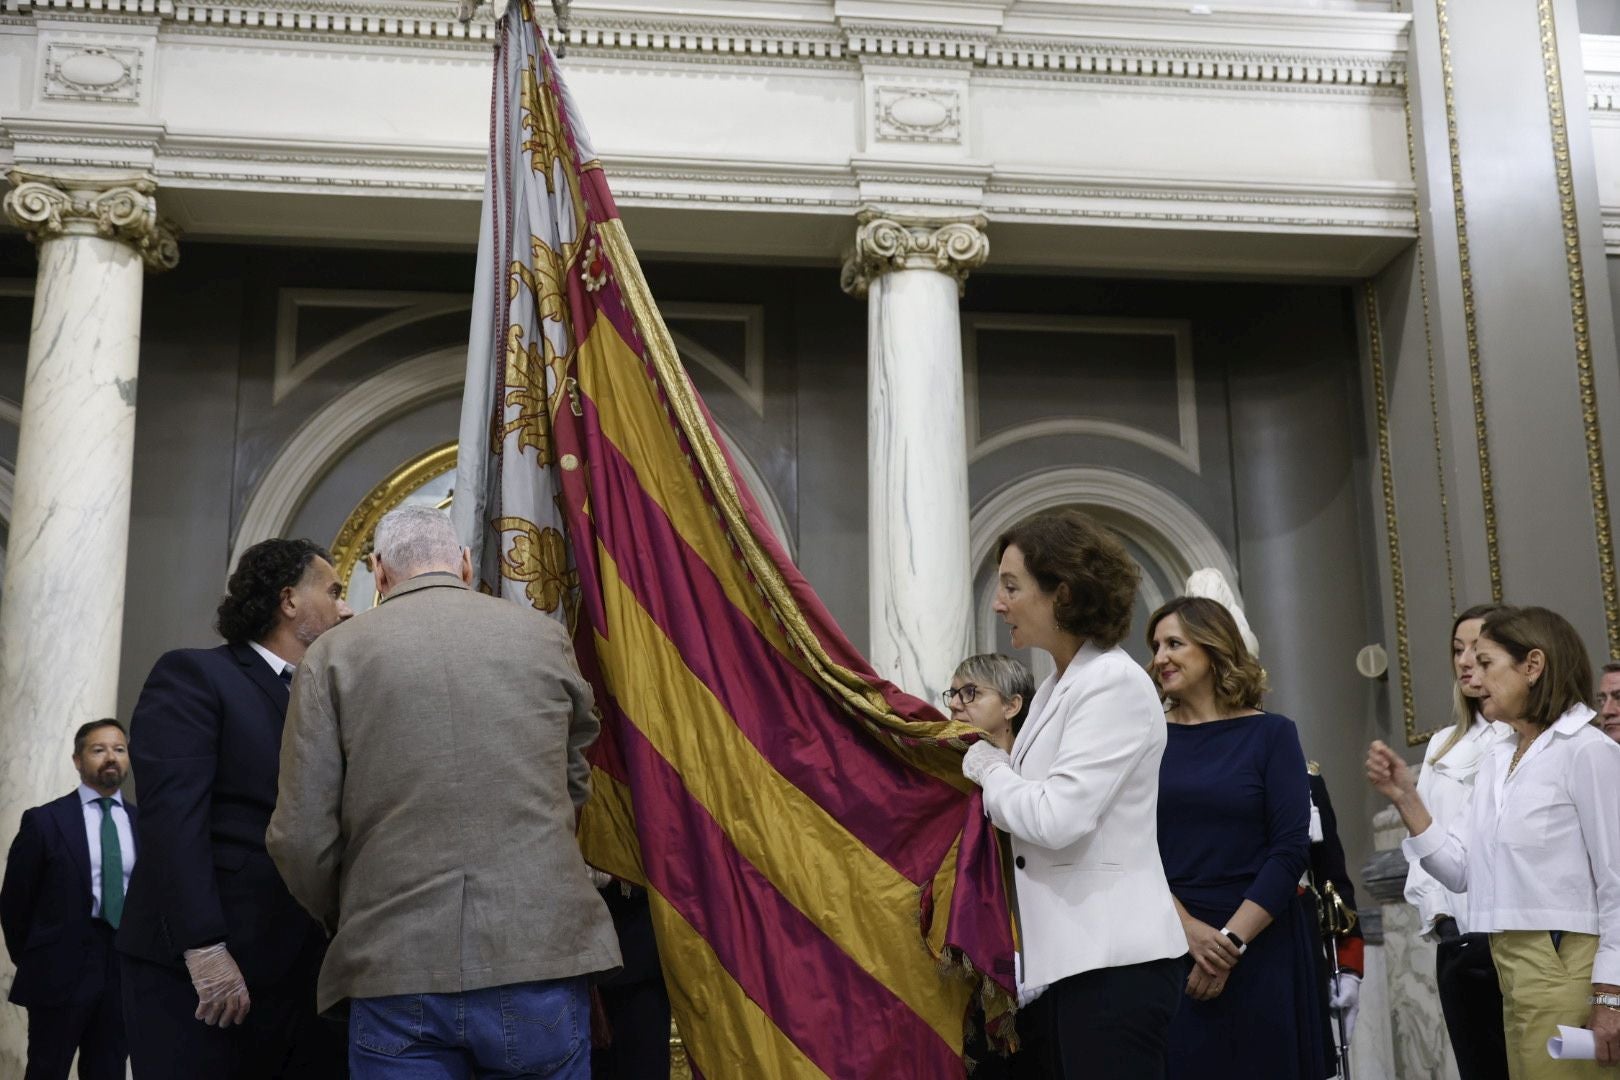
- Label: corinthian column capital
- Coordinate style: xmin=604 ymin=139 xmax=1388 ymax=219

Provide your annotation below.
xmin=839 ymin=209 xmax=988 ymax=299
xmin=4 ymin=170 xmax=179 ymax=272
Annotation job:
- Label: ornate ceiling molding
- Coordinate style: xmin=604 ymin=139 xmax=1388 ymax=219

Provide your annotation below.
xmin=0 ymin=119 xmax=1415 ymax=238
xmin=2 ymin=0 xmax=1409 ymax=93
xmin=1587 ymin=34 xmax=1620 ymax=110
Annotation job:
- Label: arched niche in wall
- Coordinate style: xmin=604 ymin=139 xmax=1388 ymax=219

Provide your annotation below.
xmin=969 ymin=466 xmax=1240 ymax=683
xmin=232 ymin=351 xmax=794 ymax=587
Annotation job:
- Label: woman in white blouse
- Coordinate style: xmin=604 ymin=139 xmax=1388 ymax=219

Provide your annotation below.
xmin=1368 ymin=606 xmax=1620 ymax=1076
xmin=1403 ymin=603 xmax=1511 ymax=1080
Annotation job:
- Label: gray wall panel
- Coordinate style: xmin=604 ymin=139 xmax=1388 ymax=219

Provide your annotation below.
xmin=117 ymin=245 xmax=246 ymax=716
xmin=1226 ymin=287 xmax=1383 ymax=893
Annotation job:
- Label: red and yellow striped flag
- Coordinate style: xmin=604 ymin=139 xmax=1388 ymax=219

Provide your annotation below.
xmin=453 ymin=6 xmax=1016 ymax=1075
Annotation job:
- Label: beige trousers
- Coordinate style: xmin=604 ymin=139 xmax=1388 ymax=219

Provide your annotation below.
xmin=1490 ymin=930 xmax=1607 ymax=1080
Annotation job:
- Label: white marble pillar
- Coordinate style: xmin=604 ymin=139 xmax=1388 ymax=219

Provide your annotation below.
xmin=0 ymin=171 xmax=176 ymax=1071
xmin=841 ymin=210 xmax=987 ymax=703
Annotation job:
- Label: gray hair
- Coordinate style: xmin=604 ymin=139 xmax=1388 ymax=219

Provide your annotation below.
xmin=952 ymin=653 xmax=1035 ymax=730
xmin=373 ymin=505 xmax=463 ymax=578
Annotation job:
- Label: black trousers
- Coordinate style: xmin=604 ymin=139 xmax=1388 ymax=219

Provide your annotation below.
xmin=592 ymin=885 xmax=671 ymax=1079
xmin=23 ymin=920 xmax=126 ymax=1080
xmin=1437 ymin=933 xmax=1510 ymax=1080
xmin=120 ymin=934 xmax=345 ymax=1080
xmin=1012 ymin=956 xmax=1184 ymax=1080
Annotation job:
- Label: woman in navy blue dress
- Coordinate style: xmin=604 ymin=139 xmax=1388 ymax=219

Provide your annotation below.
xmin=1147 ymin=595 xmax=1329 ymax=1080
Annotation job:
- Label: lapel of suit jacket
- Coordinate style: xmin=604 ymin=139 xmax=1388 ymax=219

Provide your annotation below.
xmin=227 ymin=640 xmax=290 ymax=712
xmin=1011 ymin=643 xmax=1102 ymax=770
xmin=49 ymin=792 xmax=93 ymax=893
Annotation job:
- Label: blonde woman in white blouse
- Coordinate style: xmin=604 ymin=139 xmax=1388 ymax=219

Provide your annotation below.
xmin=1369 ymin=606 xmax=1620 ymax=1077
xmin=1404 ymin=603 xmax=1511 ymax=1080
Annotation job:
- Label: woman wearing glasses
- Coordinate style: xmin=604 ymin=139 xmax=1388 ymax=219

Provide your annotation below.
xmin=944 ymin=654 xmax=1033 ymax=752
xmin=960 ymin=508 xmax=1186 ymax=1080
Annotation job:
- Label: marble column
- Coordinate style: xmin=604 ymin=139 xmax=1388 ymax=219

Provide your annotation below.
xmin=0 ymin=170 xmax=176 ymax=1071
xmin=841 ymin=210 xmax=986 ymax=703
xmin=1362 ymin=806 xmax=1458 ymax=1080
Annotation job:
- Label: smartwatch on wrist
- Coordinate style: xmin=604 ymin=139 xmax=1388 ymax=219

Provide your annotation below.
xmin=1219 ymin=928 xmax=1248 ymax=955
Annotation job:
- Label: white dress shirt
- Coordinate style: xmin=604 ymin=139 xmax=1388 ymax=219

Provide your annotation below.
xmin=78 ymin=782 xmax=135 ymax=919
xmin=1403 ymin=716 xmax=1511 ymax=937
xmin=1405 ymin=705 xmax=1620 ymax=983
xmin=248 ymin=639 xmax=295 ymax=679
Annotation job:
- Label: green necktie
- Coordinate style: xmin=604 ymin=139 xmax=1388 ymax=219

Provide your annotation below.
xmin=96 ymin=797 xmax=124 ymax=928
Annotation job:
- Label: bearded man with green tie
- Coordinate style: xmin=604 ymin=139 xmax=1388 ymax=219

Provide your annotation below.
xmin=1 ymin=720 xmax=137 ymax=1080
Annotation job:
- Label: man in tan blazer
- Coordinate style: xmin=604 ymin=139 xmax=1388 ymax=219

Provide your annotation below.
xmin=267 ymin=505 xmax=620 ymax=1078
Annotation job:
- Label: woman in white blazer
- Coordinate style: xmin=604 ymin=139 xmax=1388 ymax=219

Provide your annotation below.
xmin=1404 ymin=603 xmax=1511 ymax=1080
xmin=962 ymin=508 xmax=1187 ymax=1080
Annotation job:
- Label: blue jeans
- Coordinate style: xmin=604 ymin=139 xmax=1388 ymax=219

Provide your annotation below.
xmin=349 ymin=978 xmax=590 ymax=1079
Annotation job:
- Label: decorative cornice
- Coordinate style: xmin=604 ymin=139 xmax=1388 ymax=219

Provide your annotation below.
xmin=0 ymin=124 xmax=1415 ymax=237
xmin=978 ymin=37 xmax=1402 ymax=87
xmin=839 ymin=208 xmax=987 ymax=297
xmin=0 ymin=0 xmax=1408 ymax=93
xmin=1592 ymin=76 xmax=1620 ymax=111
xmin=2 ymin=169 xmax=178 ymax=269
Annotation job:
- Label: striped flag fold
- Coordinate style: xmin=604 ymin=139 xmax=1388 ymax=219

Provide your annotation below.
xmin=453 ymin=5 xmax=1017 ymax=1075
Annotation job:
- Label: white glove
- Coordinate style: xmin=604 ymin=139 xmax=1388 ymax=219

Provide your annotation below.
xmin=183 ymin=943 xmax=252 ymax=1027
xmin=1329 ymin=972 xmax=1360 ymax=1046
xmin=962 ymin=741 xmax=1012 ymax=786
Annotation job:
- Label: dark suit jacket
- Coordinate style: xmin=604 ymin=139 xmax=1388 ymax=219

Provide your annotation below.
xmin=117 ymin=643 xmax=326 ymax=988
xmin=1 ymin=791 xmax=138 ymax=1007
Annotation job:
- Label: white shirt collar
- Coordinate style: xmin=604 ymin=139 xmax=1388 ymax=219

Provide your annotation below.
xmin=77 ymin=782 xmax=122 ymax=807
xmin=248 ymin=639 xmax=294 ymax=677
xmin=1551 ymin=703 xmax=1599 ymax=735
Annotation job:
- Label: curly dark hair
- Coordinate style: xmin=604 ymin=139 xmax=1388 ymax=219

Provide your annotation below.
xmin=998 ymin=509 xmax=1139 ymax=649
xmin=216 ymin=538 xmax=332 ymax=645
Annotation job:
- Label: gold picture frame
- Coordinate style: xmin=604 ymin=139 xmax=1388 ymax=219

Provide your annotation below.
xmin=330 ymin=440 xmax=458 ymax=602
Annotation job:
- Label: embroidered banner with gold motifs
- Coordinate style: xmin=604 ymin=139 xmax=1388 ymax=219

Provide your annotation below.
xmin=451 ymin=6 xmax=1016 ymax=1075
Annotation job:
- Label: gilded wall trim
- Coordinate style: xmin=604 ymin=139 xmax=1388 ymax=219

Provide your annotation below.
xmin=1402 ymin=90 xmax=1457 ymax=617
xmin=1434 ymin=0 xmax=1502 ymax=602
xmin=1536 ymin=0 xmax=1620 ymax=657
xmin=1364 ymin=283 xmax=1419 ymax=745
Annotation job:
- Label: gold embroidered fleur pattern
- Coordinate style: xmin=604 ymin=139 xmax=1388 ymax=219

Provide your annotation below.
xmin=500 ymin=323 xmax=567 ymax=463
xmin=509 ymin=236 xmax=568 ymax=323
xmin=520 ymin=58 xmax=567 ymax=193
xmin=494 ymin=515 xmax=580 ymax=627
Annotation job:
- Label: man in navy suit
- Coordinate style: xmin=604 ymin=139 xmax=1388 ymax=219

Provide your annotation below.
xmin=117 ymin=538 xmax=353 ymax=1079
xmin=1 ymin=719 xmax=137 ymax=1080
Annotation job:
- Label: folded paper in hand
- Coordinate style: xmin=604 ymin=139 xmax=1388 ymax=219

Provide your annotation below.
xmin=1548 ymin=1025 xmax=1596 ymax=1060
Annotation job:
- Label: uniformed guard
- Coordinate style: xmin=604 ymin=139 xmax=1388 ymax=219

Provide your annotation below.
xmin=1306 ymin=761 xmax=1365 ymax=1079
